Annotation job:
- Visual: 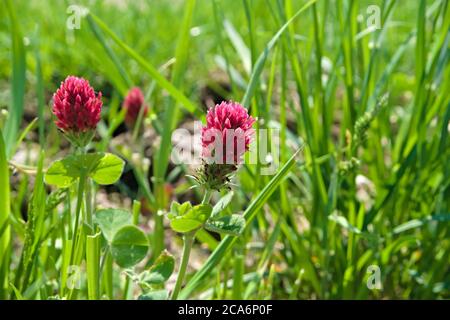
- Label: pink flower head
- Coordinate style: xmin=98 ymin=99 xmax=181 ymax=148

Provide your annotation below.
xmin=202 ymin=101 xmax=255 ymax=164
xmin=123 ymin=87 xmax=148 ymax=127
xmin=52 ymin=76 xmax=103 ymax=134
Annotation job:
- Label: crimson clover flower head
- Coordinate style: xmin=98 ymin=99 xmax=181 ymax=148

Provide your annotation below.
xmin=123 ymin=87 xmax=148 ymax=127
xmin=196 ymin=101 xmax=255 ymax=191
xmin=52 ymin=76 xmax=103 ymax=147
xmin=201 ymin=101 xmax=255 ymax=165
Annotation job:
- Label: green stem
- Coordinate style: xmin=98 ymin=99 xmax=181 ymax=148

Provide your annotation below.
xmin=131 ymin=102 xmax=147 ymax=142
xmin=86 ymin=233 xmax=100 ymax=300
xmin=202 ymin=189 xmax=213 ymax=204
xmin=171 ymin=189 xmax=213 ymax=299
xmin=69 ymin=170 xmax=86 ymax=267
xmin=153 ymin=179 xmax=165 ymax=259
xmin=67 ymin=147 xmax=88 ymax=298
xmin=153 ymin=209 xmax=164 ymax=259
xmin=101 ymin=248 xmax=113 ymax=299
xmin=121 ymin=201 xmax=142 ymax=300
xmin=123 ymin=275 xmax=131 ymax=300
xmin=85 ymin=178 xmax=93 ymax=234
xmin=171 ymin=232 xmax=195 ymax=300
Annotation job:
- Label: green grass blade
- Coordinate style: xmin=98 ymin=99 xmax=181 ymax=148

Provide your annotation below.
xmin=212 ymin=0 xmax=235 ymax=92
xmin=223 ymin=19 xmax=252 ymax=75
xmin=0 ymin=129 xmax=11 ymax=298
xmin=33 ymin=27 xmax=45 ymax=147
xmin=152 ymin=0 xmax=197 ymax=258
xmin=19 ymin=151 xmax=46 ymax=293
xmin=241 ymin=0 xmax=318 ymax=107
xmin=11 ymin=118 xmax=37 ymax=157
xmin=86 ymin=232 xmax=101 ymax=300
xmin=88 ymin=12 xmax=201 ymax=117
xmin=4 ymin=0 xmax=26 ymax=158
xmin=86 ymin=15 xmax=133 ymax=90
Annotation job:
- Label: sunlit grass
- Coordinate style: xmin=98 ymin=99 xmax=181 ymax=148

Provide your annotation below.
xmin=0 ymin=0 xmax=448 ymax=300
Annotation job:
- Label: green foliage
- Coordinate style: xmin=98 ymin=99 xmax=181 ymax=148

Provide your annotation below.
xmin=3 ymin=0 xmax=26 ymax=157
xmin=138 ymin=290 xmax=169 ymax=300
xmin=111 ymin=225 xmax=149 ymax=268
xmin=124 ymin=250 xmax=175 ymax=299
xmin=0 ymin=130 xmax=10 ymax=298
xmin=205 ymin=214 xmax=245 ymax=236
xmin=86 ymin=233 xmax=101 ymax=299
xmin=168 ymin=200 xmax=245 ymax=236
xmin=168 ymin=203 xmax=212 ymax=233
xmin=180 ymin=149 xmax=301 ymax=298
xmin=211 ymin=191 xmax=234 ymax=217
xmin=45 ymin=152 xmax=124 ymax=188
xmin=140 ymin=251 xmax=175 ymax=286
xmin=1 ymin=0 xmax=448 ymax=300
xmin=94 ymin=209 xmax=132 ymax=242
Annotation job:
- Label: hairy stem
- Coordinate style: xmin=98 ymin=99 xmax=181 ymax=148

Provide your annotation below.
xmin=171 ymin=231 xmax=195 ymax=300
xmin=202 ymin=189 xmax=213 ymax=204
